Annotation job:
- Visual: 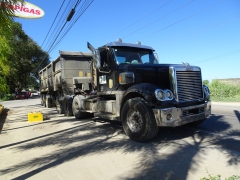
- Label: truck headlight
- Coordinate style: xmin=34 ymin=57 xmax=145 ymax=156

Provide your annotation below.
xmin=155 ymin=89 xmax=165 ymax=101
xmin=166 ymin=90 xmax=173 ymax=100
xmin=155 ymin=89 xmax=174 ymax=101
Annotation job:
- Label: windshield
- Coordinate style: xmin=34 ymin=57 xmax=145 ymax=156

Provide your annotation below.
xmin=113 ymin=48 xmax=158 ymax=65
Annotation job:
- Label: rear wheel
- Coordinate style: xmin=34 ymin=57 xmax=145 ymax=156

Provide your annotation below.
xmin=43 ymin=94 xmax=46 ymax=107
xmin=56 ymin=99 xmax=64 ymax=114
xmin=121 ymin=97 xmax=159 ymax=142
xmin=46 ymin=97 xmax=52 ymax=108
xmin=40 ymin=94 xmax=43 ymax=106
xmin=51 ymin=96 xmax=56 ymax=107
xmin=63 ymin=96 xmax=73 ymax=116
xmin=72 ymin=95 xmax=92 ymax=119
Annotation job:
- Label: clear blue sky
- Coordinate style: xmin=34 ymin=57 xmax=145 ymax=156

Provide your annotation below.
xmin=16 ymin=0 xmax=240 ymax=81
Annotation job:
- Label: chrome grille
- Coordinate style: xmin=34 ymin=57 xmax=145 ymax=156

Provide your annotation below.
xmin=176 ymin=71 xmax=203 ymax=101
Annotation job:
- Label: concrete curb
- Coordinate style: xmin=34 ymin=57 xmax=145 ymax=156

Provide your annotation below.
xmin=212 ymin=101 xmax=240 ymax=106
xmin=0 ymin=105 xmax=4 ymax=115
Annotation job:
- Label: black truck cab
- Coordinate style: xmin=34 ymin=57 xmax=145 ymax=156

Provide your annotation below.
xmin=72 ymin=39 xmax=211 ymax=142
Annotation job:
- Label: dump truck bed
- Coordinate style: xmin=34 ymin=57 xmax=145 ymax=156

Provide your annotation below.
xmin=39 ymin=51 xmax=92 ymax=95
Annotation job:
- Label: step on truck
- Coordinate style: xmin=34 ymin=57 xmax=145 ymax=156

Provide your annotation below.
xmin=39 ymin=39 xmax=211 ymax=142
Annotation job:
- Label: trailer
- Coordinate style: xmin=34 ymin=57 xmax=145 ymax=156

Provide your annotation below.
xmin=39 ymin=39 xmax=211 ymax=142
xmin=39 ymin=51 xmax=92 ymax=115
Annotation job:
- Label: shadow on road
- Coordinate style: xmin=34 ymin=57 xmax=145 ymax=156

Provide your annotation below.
xmin=0 ymin=113 xmax=239 ymax=179
xmin=234 ymin=110 xmax=240 ymax=123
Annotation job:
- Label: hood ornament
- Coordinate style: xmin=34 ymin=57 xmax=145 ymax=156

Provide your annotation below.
xmin=182 ymin=62 xmax=190 ymax=66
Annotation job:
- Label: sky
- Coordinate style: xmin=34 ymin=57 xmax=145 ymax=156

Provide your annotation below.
xmin=15 ymin=0 xmax=240 ymax=81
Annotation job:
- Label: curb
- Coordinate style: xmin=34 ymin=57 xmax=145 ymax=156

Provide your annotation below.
xmin=212 ymin=102 xmax=240 ymax=106
xmin=0 ymin=105 xmax=4 ymax=115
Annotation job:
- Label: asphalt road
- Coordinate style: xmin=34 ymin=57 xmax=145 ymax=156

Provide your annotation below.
xmin=0 ymin=96 xmax=41 ymax=108
xmin=0 ymin=99 xmax=239 ymax=180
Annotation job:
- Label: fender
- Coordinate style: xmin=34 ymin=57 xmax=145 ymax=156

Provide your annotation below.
xmin=122 ymin=83 xmax=176 ymax=108
xmin=122 ymin=83 xmax=159 ymax=107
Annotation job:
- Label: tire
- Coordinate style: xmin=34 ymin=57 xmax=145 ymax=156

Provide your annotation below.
xmin=51 ymin=96 xmax=56 ymax=107
xmin=42 ymin=94 xmax=46 ymax=107
xmin=121 ymin=97 xmax=159 ymax=142
xmin=72 ymin=95 xmax=92 ymax=119
xmin=185 ymin=119 xmax=205 ymax=127
xmin=40 ymin=94 xmax=43 ymax=106
xmin=56 ymin=99 xmax=64 ymax=114
xmin=46 ymin=97 xmax=52 ymax=108
xmin=63 ymin=96 xmax=73 ymax=116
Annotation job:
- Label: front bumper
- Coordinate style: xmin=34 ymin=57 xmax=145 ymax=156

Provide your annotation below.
xmin=153 ymin=101 xmax=211 ymax=127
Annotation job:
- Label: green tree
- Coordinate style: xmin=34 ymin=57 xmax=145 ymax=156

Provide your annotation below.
xmin=203 ymin=80 xmax=209 ymax=86
xmin=6 ymin=22 xmax=50 ymax=93
xmin=1 ymin=1 xmax=49 ymax=94
xmin=0 ymin=0 xmax=24 ymax=24
xmin=0 ymin=35 xmax=11 ymax=94
xmin=0 ymin=0 xmax=24 ymax=95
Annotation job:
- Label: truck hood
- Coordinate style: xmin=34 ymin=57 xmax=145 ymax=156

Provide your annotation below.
xmin=118 ymin=63 xmax=201 ymax=90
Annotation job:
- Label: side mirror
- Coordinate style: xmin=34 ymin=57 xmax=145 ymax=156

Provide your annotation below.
xmin=203 ymin=85 xmax=210 ymax=101
xmin=87 ymin=42 xmax=100 ymax=69
xmin=154 ymin=53 xmax=159 ymax=61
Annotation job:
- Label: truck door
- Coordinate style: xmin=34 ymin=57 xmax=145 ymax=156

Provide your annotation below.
xmin=98 ymin=48 xmax=117 ymax=92
xmin=87 ymin=42 xmax=117 ymax=93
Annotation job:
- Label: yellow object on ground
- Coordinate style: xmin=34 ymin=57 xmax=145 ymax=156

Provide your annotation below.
xmin=28 ymin=112 xmax=43 ymax=122
xmin=0 ymin=105 xmax=4 ymax=115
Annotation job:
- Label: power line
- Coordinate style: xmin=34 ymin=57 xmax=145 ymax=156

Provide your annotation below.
xmin=47 ymin=21 xmax=68 ymax=54
xmin=49 ymin=0 xmax=94 ymax=53
xmin=186 ymin=7 xmax=240 ymax=32
xmin=163 ymin=9 xmax=240 ymax=46
xmin=46 ymin=0 xmax=91 ymax=53
xmin=99 ymin=0 xmax=173 ymax=45
xmin=74 ymin=0 xmax=82 ymax=8
xmin=34 ymin=0 xmax=94 ymax=73
xmin=122 ymin=0 xmax=195 ymax=39
xmin=45 ymin=0 xmax=78 ymax=52
xmin=41 ymin=0 xmax=66 ymax=48
xmin=138 ymin=0 xmax=228 ymax=40
xmin=193 ymin=50 xmax=240 ymax=64
xmin=43 ymin=0 xmax=74 ymax=51
xmin=182 ymin=17 xmax=240 ymax=41
xmin=163 ymin=12 xmax=240 ymax=48
xmin=48 ymin=0 xmax=92 ymax=53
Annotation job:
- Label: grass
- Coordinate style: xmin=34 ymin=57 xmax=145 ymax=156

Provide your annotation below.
xmin=0 ymin=94 xmax=15 ymax=101
xmin=211 ymin=94 xmax=240 ymax=102
xmin=204 ymin=80 xmax=240 ymax=102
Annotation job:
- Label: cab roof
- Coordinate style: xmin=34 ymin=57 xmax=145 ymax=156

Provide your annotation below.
xmin=101 ymin=41 xmax=155 ymax=51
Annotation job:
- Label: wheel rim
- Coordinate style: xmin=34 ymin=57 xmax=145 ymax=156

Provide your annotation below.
xmin=74 ymin=101 xmax=79 ymax=110
xmin=127 ymin=109 xmax=143 ymax=132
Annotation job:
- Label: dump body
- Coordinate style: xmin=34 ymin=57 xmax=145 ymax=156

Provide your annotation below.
xmin=39 ymin=51 xmax=92 ymax=95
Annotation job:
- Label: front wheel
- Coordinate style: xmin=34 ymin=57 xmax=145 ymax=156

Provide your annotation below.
xmin=121 ymin=97 xmax=159 ymax=142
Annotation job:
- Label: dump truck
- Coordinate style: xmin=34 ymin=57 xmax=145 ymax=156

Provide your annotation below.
xmin=39 ymin=39 xmax=211 ymax=142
